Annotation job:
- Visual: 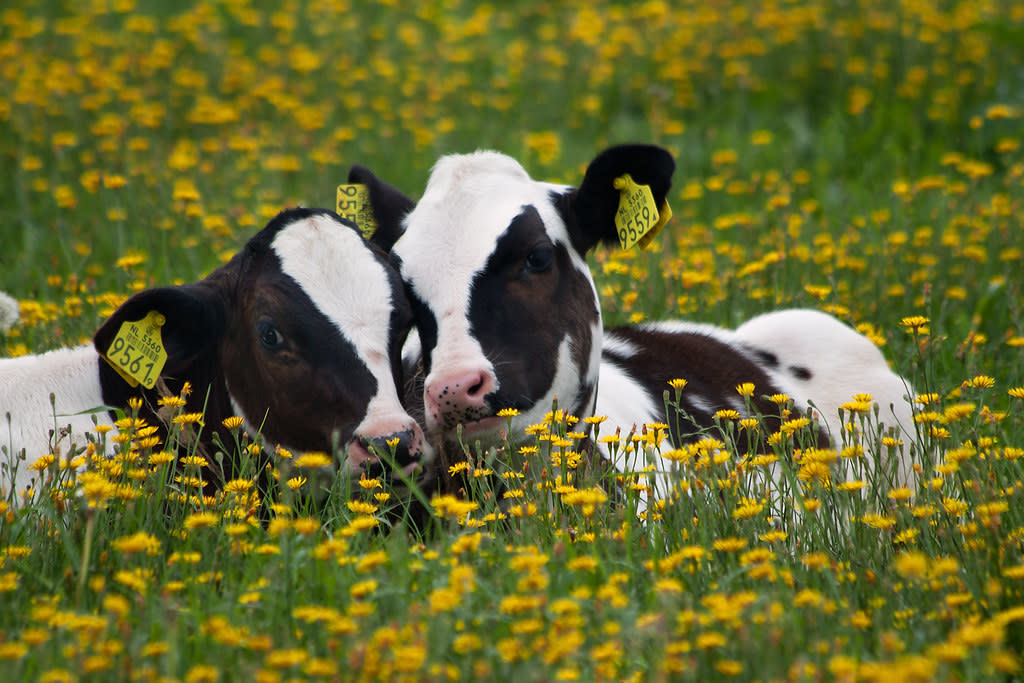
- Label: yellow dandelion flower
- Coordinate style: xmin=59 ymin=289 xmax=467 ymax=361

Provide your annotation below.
xmin=222 ymin=416 xmax=244 ymax=429
xmin=964 ymin=375 xmax=995 ymax=389
xmin=899 ymin=316 xmax=930 ymax=333
xmin=735 ymin=382 xmax=756 ymax=397
xmin=183 ymin=512 xmax=219 ymax=530
xmin=222 ymin=479 xmax=253 ymax=494
xmin=293 ymin=452 xmax=332 ymax=468
xmin=350 ymin=580 xmax=378 ymax=600
xmin=111 ymin=532 xmax=161 ymax=555
xmin=712 ymin=537 xmax=748 ymax=552
xmin=347 ymin=500 xmax=378 ymax=515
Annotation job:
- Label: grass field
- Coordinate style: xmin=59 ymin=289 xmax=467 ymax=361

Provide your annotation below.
xmin=2 ymin=0 xmax=1024 ymax=680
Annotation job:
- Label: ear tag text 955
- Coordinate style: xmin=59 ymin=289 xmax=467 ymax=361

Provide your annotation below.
xmin=104 ymin=310 xmax=168 ymax=389
xmin=336 ymin=184 xmax=377 ymax=239
xmin=613 ymin=174 xmax=672 ymax=250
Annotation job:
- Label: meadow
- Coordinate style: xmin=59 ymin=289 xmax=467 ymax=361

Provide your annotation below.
xmin=2 ymin=0 xmax=1024 ymax=680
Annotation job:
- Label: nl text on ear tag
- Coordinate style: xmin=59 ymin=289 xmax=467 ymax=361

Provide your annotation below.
xmin=637 ymin=199 xmax=673 ymax=249
xmin=104 ymin=310 xmax=168 ymax=389
xmin=336 ymin=184 xmax=377 ymax=239
xmin=613 ymin=174 xmax=661 ymax=250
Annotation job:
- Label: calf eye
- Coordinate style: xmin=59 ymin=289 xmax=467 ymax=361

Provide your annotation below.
xmin=257 ymin=321 xmax=286 ymax=351
xmin=525 ymin=247 xmax=554 ymax=273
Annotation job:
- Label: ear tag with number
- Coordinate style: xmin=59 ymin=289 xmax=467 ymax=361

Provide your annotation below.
xmin=104 ymin=310 xmax=168 ymax=389
xmin=614 ymin=174 xmax=663 ymax=250
xmin=336 ymin=184 xmax=377 ymax=239
xmin=638 ymin=200 xmax=673 ymax=249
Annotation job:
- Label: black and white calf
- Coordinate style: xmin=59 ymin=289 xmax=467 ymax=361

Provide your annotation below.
xmin=1 ymin=207 xmax=431 ymax=500
xmin=353 ymin=146 xmax=917 ymax=498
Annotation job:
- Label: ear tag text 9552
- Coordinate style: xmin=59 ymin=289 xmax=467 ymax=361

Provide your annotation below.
xmin=104 ymin=310 xmax=168 ymax=389
xmin=336 ymin=184 xmax=377 ymax=239
xmin=613 ymin=174 xmax=672 ymax=250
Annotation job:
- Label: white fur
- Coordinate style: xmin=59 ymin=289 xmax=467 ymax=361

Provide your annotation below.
xmin=593 ymin=358 xmax=662 ymax=449
xmin=735 ymin=308 xmax=917 ymax=484
xmin=601 ymin=331 xmax=640 ymax=360
xmin=0 ymin=345 xmax=110 ymax=497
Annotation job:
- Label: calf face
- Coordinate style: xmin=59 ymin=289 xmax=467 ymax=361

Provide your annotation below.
xmin=93 ymin=207 xmax=430 ymax=488
xmin=361 ymin=145 xmax=674 ymax=445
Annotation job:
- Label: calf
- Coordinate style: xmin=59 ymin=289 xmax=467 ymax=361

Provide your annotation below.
xmin=352 ymin=147 xmax=917 ymax=500
xmin=1 ymin=207 xmax=431 ymax=502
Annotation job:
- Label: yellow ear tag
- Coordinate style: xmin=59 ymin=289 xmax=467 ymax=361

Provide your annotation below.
xmin=613 ymin=174 xmax=662 ymax=250
xmin=336 ymin=184 xmax=377 ymax=239
xmin=104 ymin=310 xmax=168 ymax=389
xmin=638 ymin=199 xmax=673 ymax=249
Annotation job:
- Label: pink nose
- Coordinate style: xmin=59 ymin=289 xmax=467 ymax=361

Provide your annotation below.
xmin=425 ymin=368 xmax=496 ymax=429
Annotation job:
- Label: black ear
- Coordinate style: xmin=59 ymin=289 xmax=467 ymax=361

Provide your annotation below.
xmin=348 ymin=164 xmax=416 ymax=252
xmin=93 ymin=283 xmax=226 ymax=378
xmin=555 ymin=144 xmax=675 ymax=255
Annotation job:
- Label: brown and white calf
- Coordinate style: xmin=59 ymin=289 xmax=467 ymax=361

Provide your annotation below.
xmin=352 ymin=146 xmax=917 ymax=501
xmin=1 ymin=207 xmax=431 ymax=501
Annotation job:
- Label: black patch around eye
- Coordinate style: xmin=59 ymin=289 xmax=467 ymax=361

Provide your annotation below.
xmin=525 ymin=246 xmax=554 ymax=273
xmin=257 ymin=320 xmax=287 ymax=351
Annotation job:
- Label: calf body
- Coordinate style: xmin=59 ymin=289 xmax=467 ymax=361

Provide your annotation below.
xmin=355 ymin=147 xmax=917 ymax=500
xmin=1 ymin=208 xmax=431 ymax=502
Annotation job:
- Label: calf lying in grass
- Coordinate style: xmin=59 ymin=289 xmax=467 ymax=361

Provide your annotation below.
xmin=350 ymin=147 xmax=918 ymax=508
xmin=1 ymin=207 xmax=431 ymax=504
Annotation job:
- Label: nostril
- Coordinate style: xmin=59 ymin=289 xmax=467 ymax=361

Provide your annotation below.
xmin=465 ymin=370 xmax=493 ymax=399
xmin=359 ymin=429 xmax=418 ymax=466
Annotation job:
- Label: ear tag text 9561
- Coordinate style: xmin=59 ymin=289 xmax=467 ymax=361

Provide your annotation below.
xmin=613 ymin=174 xmax=672 ymax=250
xmin=336 ymin=184 xmax=377 ymax=239
xmin=104 ymin=310 xmax=168 ymax=389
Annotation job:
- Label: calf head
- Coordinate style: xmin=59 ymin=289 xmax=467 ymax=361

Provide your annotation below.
xmin=93 ymin=207 xmax=430 ymax=488
xmin=358 ymin=145 xmax=675 ymax=446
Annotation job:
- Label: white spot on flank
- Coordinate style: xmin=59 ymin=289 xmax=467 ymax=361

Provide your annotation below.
xmin=602 ymin=330 xmax=639 ymax=359
xmin=1 ymin=345 xmax=109 ymax=497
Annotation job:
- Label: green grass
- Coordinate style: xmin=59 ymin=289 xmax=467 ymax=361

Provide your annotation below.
xmin=2 ymin=0 xmax=1024 ymax=681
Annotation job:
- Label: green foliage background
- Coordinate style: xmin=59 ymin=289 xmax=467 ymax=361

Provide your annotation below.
xmin=2 ymin=0 xmax=1024 ymax=681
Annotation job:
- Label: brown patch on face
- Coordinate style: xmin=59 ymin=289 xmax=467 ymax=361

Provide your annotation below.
xmin=220 ymin=265 xmax=378 ymax=455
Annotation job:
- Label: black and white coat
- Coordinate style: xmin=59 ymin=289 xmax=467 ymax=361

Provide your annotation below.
xmin=1 ymin=208 xmax=431 ymax=502
xmin=352 ymin=147 xmax=917 ymax=504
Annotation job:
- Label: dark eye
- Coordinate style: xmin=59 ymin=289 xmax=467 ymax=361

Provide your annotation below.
xmin=257 ymin=321 xmax=286 ymax=351
xmin=525 ymin=247 xmax=554 ymax=273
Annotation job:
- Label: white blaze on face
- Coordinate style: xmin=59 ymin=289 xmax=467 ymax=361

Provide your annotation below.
xmin=269 ymin=215 xmax=411 ymax=444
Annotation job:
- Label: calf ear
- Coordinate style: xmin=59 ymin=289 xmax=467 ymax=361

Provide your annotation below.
xmin=555 ymin=144 xmax=675 ymax=255
xmin=348 ymin=164 xmax=416 ymax=252
xmin=93 ymin=283 xmax=226 ymax=378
